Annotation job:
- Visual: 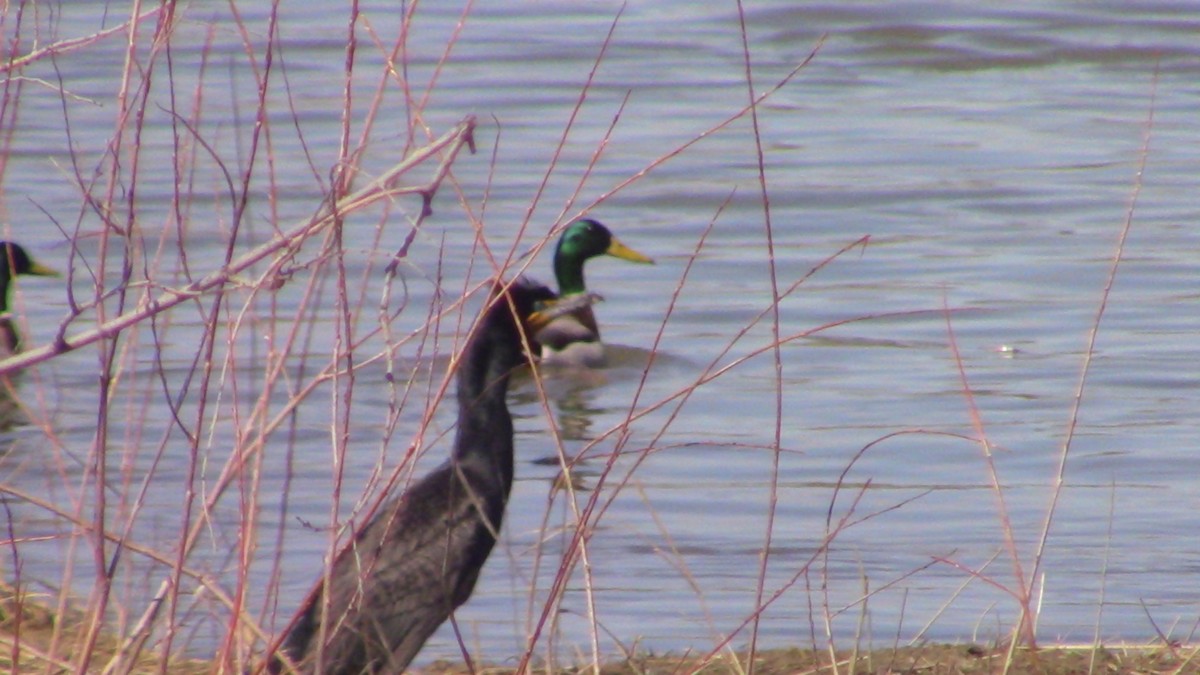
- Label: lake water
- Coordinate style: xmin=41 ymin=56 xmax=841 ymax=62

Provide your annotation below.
xmin=2 ymin=0 xmax=1198 ymax=668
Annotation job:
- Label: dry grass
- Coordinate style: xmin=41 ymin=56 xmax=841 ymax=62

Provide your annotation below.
xmin=4 ymin=581 xmax=1196 ymax=675
xmin=0 ymin=2 xmax=1187 ymax=674
xmin=5 ymin=579 xmax=1198 ymax=673
xmin=425 ymin=645 xmax=1200 ymax=675
xmin=0 ymin=580 xmax=208 ymax=674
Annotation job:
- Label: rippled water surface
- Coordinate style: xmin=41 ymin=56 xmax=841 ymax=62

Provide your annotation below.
xmin=2 ymin=0 xmax=1198 ymax=665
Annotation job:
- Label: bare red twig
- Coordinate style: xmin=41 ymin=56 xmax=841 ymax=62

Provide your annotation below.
xmin=0 ymin=117 xmax=478 ymax=379
xmin=0 ymin=7 xmax=165 ymax=75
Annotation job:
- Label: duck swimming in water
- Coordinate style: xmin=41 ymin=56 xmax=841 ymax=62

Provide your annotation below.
xmin=536 ymin=218 xmax=653 ymax=367
xmin=0 ymin=241 xmax=58 ymax=356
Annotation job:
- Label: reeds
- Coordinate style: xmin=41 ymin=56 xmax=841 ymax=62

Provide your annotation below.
xmin=0 ymin=2 xmax=1192 ymax=675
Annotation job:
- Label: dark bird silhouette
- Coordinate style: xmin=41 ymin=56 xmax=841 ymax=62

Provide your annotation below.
xmin=535 ymin=218 xmax=652 ymax=367
xmin=0 ymin=241 xmax=58 ymax=356
xmin=272 ymin=278 xmax=595 ymax=675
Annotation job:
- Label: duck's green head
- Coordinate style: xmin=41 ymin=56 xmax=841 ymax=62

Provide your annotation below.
xmin=0 ymin=242 xmax=58 ymax=354
xmin=553 ymin=219 xmax=652 ymax=295
xmin=0 ymin=242 xmax=57 ymax=281
xmin=0 ymin=241 xmax=57 ymax=307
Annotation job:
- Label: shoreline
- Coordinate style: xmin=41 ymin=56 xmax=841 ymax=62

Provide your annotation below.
xmin=2 ymin=580 xmax=1192 ymax=675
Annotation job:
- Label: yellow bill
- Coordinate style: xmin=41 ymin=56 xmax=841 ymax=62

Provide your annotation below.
xmin=606 ymin=237 xmax=654 ymax=264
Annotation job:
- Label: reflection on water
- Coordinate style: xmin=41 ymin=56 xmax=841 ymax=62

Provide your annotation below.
xmin=1 ymin=0 xmax=1198 ymax=666
xmin=547 ymin=383 xmax=606 ymax=444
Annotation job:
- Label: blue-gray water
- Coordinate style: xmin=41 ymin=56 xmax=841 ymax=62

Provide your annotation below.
xmin=1 ymin=0 xmax=1197 ymax=666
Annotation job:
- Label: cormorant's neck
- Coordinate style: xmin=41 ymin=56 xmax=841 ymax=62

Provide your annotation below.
xmin=553 ymin=248 xmax=588 ymax=296
xmin=451 ymin=321 xmax=521 ymax=485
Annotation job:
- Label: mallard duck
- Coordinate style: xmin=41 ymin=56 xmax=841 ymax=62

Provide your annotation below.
xmin=536 ymin=218 xmax=653 ymax=367
xmin=274 ymin=278 xmax=596 ymax=675
xmin=0 ymin=241 xmax=58 ymax=355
